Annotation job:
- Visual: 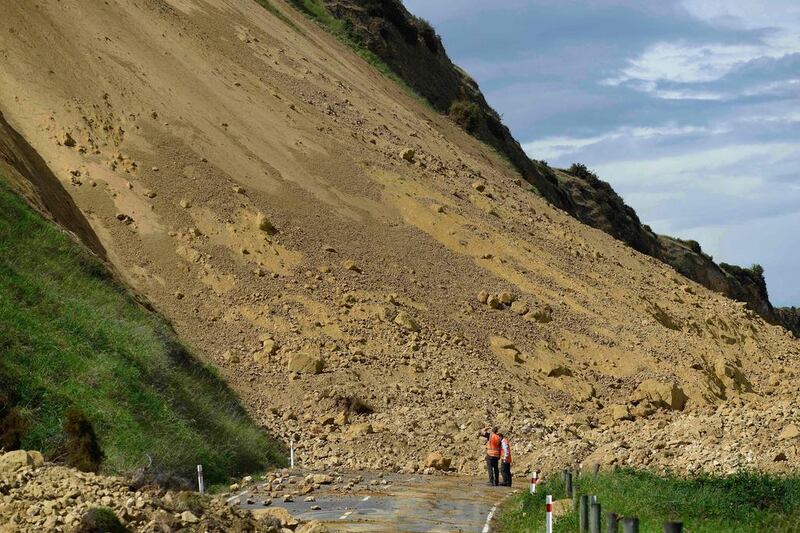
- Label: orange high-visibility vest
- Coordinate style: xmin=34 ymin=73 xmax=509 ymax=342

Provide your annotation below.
xmin=486 ymin=433 xmax=501 ymax=457
xmin=501 ymin=438 xmax=512 ymax=464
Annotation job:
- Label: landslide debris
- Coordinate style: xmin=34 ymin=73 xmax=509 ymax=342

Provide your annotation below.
xmin=0 ymin=0 xmax=797 ymax=487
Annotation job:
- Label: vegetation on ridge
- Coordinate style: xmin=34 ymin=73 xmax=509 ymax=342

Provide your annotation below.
xmin=0 ymin=177 xmax=284 ymax=485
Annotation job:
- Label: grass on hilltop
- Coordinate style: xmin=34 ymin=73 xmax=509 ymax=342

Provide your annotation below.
xmin=497 ymin=468 xmax=800 ymax=532
xmin=0 ymin=176 xmax=285 ymax=485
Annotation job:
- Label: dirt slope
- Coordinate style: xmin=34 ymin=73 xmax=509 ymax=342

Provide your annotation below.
xmin=1 ymin=0 xmax=798 ymax=477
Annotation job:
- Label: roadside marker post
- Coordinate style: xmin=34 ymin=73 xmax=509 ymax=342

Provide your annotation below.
xmin=579 ymin=494 xmax=589 ymax=533
xmin=663 ymin=522 xmax=683 ymax=533
xmin=290 ymin=438 xmax=295 ymax=468
xmin=530 ymin=471 xmax=538 ymax=494
xmin=622 ymin=517 xmax=640 ymax=533
xmin=607 ymin=512 xmax=620 ymax=533
xmin=589 ymin=502 xmax=601 ymax=533
xmin=565 ymin=470 xmax=573 ymax=498
xmin=545 ymin=495 xmax=553 ymax=533
xmin=197 ymin=464 xmax=204 ymax=494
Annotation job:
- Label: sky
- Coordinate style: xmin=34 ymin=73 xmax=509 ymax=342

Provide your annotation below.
xmin=403 ymin=0 xmax=800 ymax=306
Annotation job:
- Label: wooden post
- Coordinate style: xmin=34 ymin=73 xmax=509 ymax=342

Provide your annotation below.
xmin=606 ymin=512 xmax=619 ymax=533
xmin=579 ymin=494 xmax=590 ymax=533
xmin=566 ymin=471 xmax=574 ymax=499
xmin=622 ymin=517 xmax=639 ymax=533
xmin=590 ymin=502 xmax=602 ymax=533
xmin=663 ymin=522 xmax=683 ymax=533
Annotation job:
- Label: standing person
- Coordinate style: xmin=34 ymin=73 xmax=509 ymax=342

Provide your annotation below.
xmin=500 ymin=433 xmax=512 ymax=487
xmin=478 ymin=426 xmax=501 ymax=486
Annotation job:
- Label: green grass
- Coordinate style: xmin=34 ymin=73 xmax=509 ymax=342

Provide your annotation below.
xmin=0 ymin=177 xmax=285 ymax=484
xmin=254 ymin=0 xmax=304 ymax=34
xmin=281 ymin=0 xmax=418 ymax=96
xmin=498 ymin=469 xmax=800 ymax=532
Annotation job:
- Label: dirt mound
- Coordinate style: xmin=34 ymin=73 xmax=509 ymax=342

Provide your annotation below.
xmin=0 ymin=0 xmax=798 ymax=481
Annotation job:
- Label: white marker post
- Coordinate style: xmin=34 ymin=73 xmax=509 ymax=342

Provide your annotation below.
xmin=290 ymin=438 xmax=295 ymax=468
xmin=545 ymin=495 xmax=553 ymax=533
xmin=197 ymin=464 xmax=205 ymax=494
xmin=530 ymin=471 xmax=538 ymax=494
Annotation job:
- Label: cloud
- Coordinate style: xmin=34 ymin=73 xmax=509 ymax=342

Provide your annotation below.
xmin=523 ymin=123 xmax=724 ymax=159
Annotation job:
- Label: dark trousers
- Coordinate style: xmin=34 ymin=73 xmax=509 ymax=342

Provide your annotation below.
xmin=486 ymin=456 xmax=499 ymax=486
xmin=500 ymin=461 xmax=512 ymax=486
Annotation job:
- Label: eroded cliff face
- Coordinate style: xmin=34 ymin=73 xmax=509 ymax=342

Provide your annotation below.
xmin=310 ymin=0 xmax=797 ymax=336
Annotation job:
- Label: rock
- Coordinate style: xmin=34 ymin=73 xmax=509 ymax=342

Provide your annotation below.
xmin=256 ymin=213 xmax=278 ymax=234
xmin=486 ymin=295 xmax=502 ymax=309
xmin=632 ymin=380 xmax=688 ymax=411
xmin=343 ymin=260 xmax=361 ymax=273
xmin=179 ymin=198 xmax=191 ymax=208
xmin=287 ymin=350 xmax=325 ymax=374
xmin=311 ymin=473 xmax=334 ymax=485
xmin=180 ymin=511 xmax=199 ymax=524
xmin=471 ymin=181 xmax=485 ymax=192
xmin=510 ymin=301 xmax=529 ymax=315
xmin=489 ymin=336 xmax=519 ymax=361
xmin=713 ymin=357 xmax=753 ymax=393
xmin=334 ymin=411 xmax=349 ymax=426
xmin=394 ymin=312 xmax=419 ymax=332
xmin=400 ymin=148 xmax=415 ymax=162
xmin=527 ymin=305 xmax=553 ymax=323
xmin=0 ymin=450 xmax=33 ymax=474
xmin=610 ymin=404 xmax=633 ymax=421
xmin=61 ymin=131 xmax=76 ymax=147
xmin=424 ymin=452 xmax=452 ymax=471
xmin=252 ymin=507 xmax=298 ymax=528
xmin=774 ymin=452 xmax=788 ymax=462
xmin=28 ymin=450 xmax=45 ymax=468
xmin=297 ymin=521 xmax=329 ymax=533
xmin=345 ymin=423 xmax=373 ymax=439
xmin=779 ymin=424 xmax=800 ymax=441
xmin=233 ymin=186 xmax=246 ymax=194
xmin=536 ymin=358 xmax=572 ymax=378
xmin=498 ymin=291 xmax=515 ymax=305
xmin=143 ymin=189 xmax=157 ymax=198
xmin=477 ymin=291 xmax=489 ymax=304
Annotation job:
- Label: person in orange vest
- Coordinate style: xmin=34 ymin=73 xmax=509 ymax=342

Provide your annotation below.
xmin=499 ymin=432 xmax=512 ymax=487
xmin=478 ymin=426 xmax=502 ymax=486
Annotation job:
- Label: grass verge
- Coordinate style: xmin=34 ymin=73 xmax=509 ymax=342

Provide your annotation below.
xmin=497 ymin=469 xmax=800 ymax=532
xmin=0 ymin=176 xmax=284 ymax=484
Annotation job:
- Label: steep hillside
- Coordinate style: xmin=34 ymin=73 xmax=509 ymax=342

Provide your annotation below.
xmin=0 ymin=169 xmax=281 ymax=483
xmin=0 ymin=0 xmax=798 ymax=480
xmin=298 ymin=0 xmax=797 ymax=336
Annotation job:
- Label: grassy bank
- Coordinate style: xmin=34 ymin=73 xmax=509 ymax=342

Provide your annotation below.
xmin=498 ymin=469 xmax=800 ymax=532
xmin=0 ymin=177 xmax=284 ymax=484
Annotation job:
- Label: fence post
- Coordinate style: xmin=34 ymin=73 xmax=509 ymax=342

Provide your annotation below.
xmin=590 ymin=502 xmax=602 ymax=533
xmin=663 ymin=522 xmax=683 ymax=533
xmin=606 ymin=512 xmax=619 ymax=533
xmin=197 ymin=464 xmax=204 ymax=494
xmin=579 ymin=494 xmax=589 ymax=533
xmin=622 ymin=517 xmax=639 ymax=533
xmin=566 ymin=471 xmax=573 ymax=499
xmin=545 ymin=495 xmax=553 ymax=533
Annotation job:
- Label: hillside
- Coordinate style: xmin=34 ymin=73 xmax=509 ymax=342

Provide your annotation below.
xmin=0 ymin=0 xmax=798 ymax=481
xmin=0 ymin=169 xmax=281 ymax=483
xmin=300 ymin=0 xmax=799 ymax=336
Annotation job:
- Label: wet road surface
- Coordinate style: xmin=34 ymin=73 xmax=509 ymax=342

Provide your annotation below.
xmin=232 ymin=474 xmax=517 ymax=532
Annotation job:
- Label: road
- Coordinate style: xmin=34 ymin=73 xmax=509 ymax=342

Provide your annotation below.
xmin=231 ymin=474 xmax=518 ymax=532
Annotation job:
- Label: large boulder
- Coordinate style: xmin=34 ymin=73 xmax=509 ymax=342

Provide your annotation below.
xmin=0 ymin=450 xmax=33 ymax=474
xmin=287 ymin=350 xmax=325 ymax=374
xmin=632 ymin=380 xmax=688 ymax=411
xmin=424 ymin=452 xmax=452 ymax=471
